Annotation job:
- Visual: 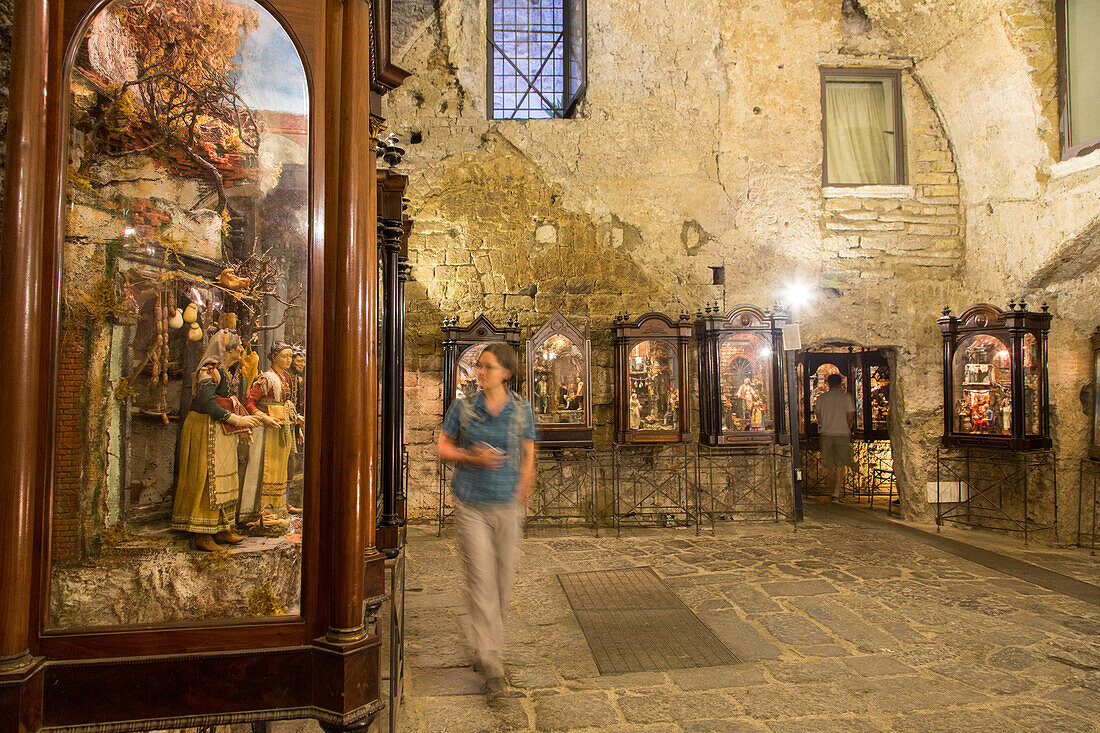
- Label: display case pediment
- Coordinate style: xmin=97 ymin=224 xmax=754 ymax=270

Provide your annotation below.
xmin=952 ymin=303 xmax=1007 ymax=330
xmin=723 ymin=305 xmax=770 ymax=329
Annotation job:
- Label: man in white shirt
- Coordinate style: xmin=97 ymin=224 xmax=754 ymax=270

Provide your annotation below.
xmin=814 ymin=373 xmax=855 ymax=502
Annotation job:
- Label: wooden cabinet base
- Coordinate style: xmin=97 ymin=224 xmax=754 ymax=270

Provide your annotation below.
xmin=0 ymin=642 xmax=382 ymax=732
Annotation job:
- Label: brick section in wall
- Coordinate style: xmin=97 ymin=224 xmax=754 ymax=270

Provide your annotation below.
xmin=821 ymin=71 xmax=964 ymax=280
xmin=53 ymin=331 xmax=87 ymax=565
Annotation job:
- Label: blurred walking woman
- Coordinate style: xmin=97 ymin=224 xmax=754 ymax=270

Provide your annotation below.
xmin=437 ymin=342 xmax=535 ymax=694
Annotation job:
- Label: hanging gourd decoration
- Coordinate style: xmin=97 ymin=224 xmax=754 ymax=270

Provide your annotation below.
xmin=182 ymin=302 xmax=199 ymax=323
xmin=187 ymin=322 xmax=204 ymax=342
xmin=168 ymin=308 xmax=184 ymax=329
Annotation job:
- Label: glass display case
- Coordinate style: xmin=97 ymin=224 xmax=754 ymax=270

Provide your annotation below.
xmin=442 ymin=315 xmax=521 ymax=418
xmin=1091 ymin=328 xmax=1100 ymax=461
xmin=695 ymin=305 xmax=787 ymax=445
xmin=0 ymin=0 xmax=408 ymax=729
xmin=613 ymin=312 xmax=692 ymax=443
xmin=938 ymin=302 xmax=1051 ymax=449
xmin=800 ymin=347 xmax=891 ymax=440
xmin=528 ymin=312 xmax=593 ymax=447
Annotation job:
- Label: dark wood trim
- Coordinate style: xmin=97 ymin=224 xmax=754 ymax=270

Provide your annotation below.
xmin=0 ymin=0 xmax=49 ymax=667
xmin=694 ymin=305 xmax=788 ymax=446
xmin=371 ymin=0 xmax=411 ymax=94
xmin=325 ymin=0 xmax=376 ymax=642
xmin=1056 ymin=0 xmax=1100 ymax=160
xmin=819 ymin=66 xmax=907 ymax=187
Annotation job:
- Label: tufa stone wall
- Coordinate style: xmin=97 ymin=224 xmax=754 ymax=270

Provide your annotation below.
xmin=387 ymin=0 xmax=975 ymax=523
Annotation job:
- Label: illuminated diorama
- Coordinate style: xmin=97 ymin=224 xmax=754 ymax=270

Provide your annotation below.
xmin=48 ymin=0 xmax=311 ymax=628
xmin=613 ymin=313 xmax=691 ymax=443
xmin=938 ymin=302 xmax=1050 ymax=449
xmin=528 ymin=312 xmax=593 ymax=447
xmin=695 ymin=305 xmax=787 ymax=445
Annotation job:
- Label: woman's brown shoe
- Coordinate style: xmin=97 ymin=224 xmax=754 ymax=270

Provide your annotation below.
xmin=213 ymin=530 xmax=245 ymax=544
xmin=194 ymin=534 xmax=220 ymax=552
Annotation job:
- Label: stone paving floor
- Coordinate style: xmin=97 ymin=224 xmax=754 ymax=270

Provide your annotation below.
xmin=393 ymin=501 xmax=1100 ymax=733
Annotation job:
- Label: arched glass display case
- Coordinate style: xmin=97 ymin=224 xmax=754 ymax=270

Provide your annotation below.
xmin=0 ymin=0 xmax=408 ymax=730
xmin=528 ymin=313 xmax=593 ymax=448
xmin=938 ymin=302 xmax=1051 ymax=450
xmin=442 ymin=315 xmax=521 ymax=418
xmin=800 ymin=347 xmax=891 ymax=441
xmin=695 ymin=305 xmax=787 ymax=445
xmin=613 ymin=312 xmax=692 ymax=443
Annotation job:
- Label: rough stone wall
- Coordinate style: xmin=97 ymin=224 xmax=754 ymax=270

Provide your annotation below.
xmin=387 ymin=0 xmax=973 ymax=523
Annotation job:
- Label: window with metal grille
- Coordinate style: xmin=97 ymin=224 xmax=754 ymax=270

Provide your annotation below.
xmin=487 ymin=0 xmax=586 ymax=120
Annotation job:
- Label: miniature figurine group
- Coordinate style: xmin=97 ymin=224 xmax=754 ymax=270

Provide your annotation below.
xmin=170 ymin=329 xmax=306 ymax=551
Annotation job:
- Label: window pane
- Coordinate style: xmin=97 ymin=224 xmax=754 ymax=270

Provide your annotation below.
xmin=1068 ymin=0 xmax=1100 ymax=147
xmin=952 ymin=335 xmax=1012 ymax=436
xmin=627 ymin=340 xmax=679 ymax=432
xmin=717 ymin=333 xmax=773 ymax=433
xmin=533 ymin=334 xmax=585 ymax=424
xmin=824 ymin=75 xmax=898 ymax=185
xmin=490 ymin=0 xmax=566 ymax=119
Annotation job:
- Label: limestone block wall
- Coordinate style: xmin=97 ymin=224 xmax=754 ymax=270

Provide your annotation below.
xmin=386 ymin=0 xmax=978 ymax=524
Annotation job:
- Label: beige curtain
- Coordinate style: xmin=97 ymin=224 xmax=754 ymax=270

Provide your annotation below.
xmin=1069 ymin=0 xmax=1100 ymax=146
xmin=825 ymin=81 xmax=894 ymax=184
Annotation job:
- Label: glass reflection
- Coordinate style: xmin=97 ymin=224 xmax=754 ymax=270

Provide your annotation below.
xmin=1094 ymin=351 xmax=1100 ymax=448
xmin=717 ymin=333 xmax=772 ymax=433
xmin=809 ymin=363 xmax=845 ymax=427
xmin=951 ymin=334 xmax=1012 ymax=435
xmin=1023 ymin=333 xmax=1041 ymax=435
xmin=870 ymin=364 xmax=890 ymax=432
xmin=533 ymin=334 xmax=585 ymax=424
xmin=49 ymin=0 xmax=308 ymax=628
xmin=455 ymin=344 xmax=487 ymax=402
xmin=627 ymin=340 xmax=679 ymax=431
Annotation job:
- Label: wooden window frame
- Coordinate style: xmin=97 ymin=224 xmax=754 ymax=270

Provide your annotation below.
xmin=820 ymin=67 xmax=907 ymax=187
xmin=1057 ymin=0 xmax=1100 ymax=159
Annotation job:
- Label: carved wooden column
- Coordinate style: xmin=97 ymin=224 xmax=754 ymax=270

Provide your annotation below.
xmin=0 ymin=0 xmax=50 ymax=730
xmin=396 ymin=217 xmax=413 ymax=523
xmin=326 ymin=0 xmax=377 ymax=645
xmin=377 ymin=165 xmax=407 ymax=554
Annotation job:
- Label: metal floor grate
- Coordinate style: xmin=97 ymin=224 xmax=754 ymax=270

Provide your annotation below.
xmin=558 ymin=567 xmax=740 ymax=674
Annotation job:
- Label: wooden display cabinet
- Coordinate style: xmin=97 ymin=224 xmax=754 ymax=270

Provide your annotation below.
xmin=800 ymin=347 xmax=892 ymax=441
xmin=442 ymin=315 xmax=522 ymax=419
xmin=528 ymin=313 xmax=594 ymax=448
xmin=695 ymin=305 xmax=787 ymax=446
xmin=613 ymin=312 xmax=692 ymax=444
xmin=938 ymin=302 xmax=1051 ymax=450
xmin=0 ymin=0 xmax=407 ymax=730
